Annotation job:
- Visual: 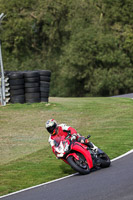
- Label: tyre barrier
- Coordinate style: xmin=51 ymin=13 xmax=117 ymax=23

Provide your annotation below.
xmin=8 ymin=72 xmax=25 ymax=104
xmin=24 ymin=71 xmax=41 ymax=103
xmin=1 ymin=70 xmax=51 ymax=104
xmin=39 ymin=70 xmax=51 ymax=103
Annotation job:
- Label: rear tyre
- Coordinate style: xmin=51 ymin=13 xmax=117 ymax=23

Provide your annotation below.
xmin=67 ymin=153 xmax=90 ymax=175
xmin=99 ymin=153 xmax=111 ymax=168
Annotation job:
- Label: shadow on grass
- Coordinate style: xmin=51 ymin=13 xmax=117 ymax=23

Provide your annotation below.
xmin=59 ymin=161 xmax=103 ymax=177
xmin=59 ymin=162 xmax=75 ymax=174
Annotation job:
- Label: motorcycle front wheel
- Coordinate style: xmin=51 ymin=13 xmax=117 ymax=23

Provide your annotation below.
xmin=67 ymin=152 xmax=90 ymax=175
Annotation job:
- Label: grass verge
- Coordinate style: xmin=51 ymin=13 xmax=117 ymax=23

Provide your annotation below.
xmin=0 ymin=97 xmax=133 ymax=196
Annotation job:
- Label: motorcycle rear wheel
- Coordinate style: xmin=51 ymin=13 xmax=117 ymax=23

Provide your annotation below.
xmin=67 ymin=153 xmax=90 ymax=175
xmin=98 ymin=153 xmax=111 ymax=168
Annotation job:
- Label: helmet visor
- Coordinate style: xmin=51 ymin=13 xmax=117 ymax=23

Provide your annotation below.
xmin=47 ymin=124 xmax=56 ymax=135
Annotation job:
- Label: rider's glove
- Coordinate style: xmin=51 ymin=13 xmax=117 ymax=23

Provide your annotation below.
xmin=71 ymin=134 xmax=77 ymax=141
xmin=78 ymin=136 xmax=86 ymax=143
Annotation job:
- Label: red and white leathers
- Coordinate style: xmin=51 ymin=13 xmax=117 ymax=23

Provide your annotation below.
xmin=48 ymin=124 xmax=81 ymax=157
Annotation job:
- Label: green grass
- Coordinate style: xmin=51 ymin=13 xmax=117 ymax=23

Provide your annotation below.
xmin=0 ymin=97 xmax=133 ymax=196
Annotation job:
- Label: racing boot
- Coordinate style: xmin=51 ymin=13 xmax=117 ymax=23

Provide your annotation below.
xmin=85 ymin=141 xmax=98 ymax=152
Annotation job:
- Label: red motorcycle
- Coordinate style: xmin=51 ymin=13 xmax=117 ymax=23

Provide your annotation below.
xmin=54 ymin=135 xmax=111 ymax=175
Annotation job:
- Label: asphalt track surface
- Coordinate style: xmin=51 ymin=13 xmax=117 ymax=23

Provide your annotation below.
xmin=112 ymin=93 xmax=133 ymax=98
xmin=1 ymin=151 xmax=133 ymax=200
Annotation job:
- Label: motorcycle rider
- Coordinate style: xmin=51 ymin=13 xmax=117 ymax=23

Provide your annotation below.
xmin=45 ymin=119 xmax=98 ymax=157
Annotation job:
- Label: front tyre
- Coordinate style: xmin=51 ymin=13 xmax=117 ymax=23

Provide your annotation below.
xmin=67 ymin=153 xmax=90 ymax=175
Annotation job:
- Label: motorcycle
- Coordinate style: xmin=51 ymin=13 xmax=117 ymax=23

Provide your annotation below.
xmin=54 ymin=135 xmax=111 ymax=175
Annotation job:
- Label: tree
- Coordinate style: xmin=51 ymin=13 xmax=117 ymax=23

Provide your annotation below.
xmin=0 ymin=0 xmax=133 ymax=96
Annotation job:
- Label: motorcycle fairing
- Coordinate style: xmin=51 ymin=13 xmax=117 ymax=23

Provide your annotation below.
xmin=66 ymin=152 xmax=80 ymax=160
xmin=70 ymin=142 xmax=93 ymax=169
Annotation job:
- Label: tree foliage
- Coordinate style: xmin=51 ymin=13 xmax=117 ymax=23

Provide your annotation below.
xmin=0 ymin=0 xmax=133 ymax=96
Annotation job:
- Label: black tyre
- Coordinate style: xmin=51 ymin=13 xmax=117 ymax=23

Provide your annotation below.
xmin=40 ymin=76 xmax=50 ymax=82
xmin=40 ymin=81 xmax=50 ymax=88
xmin=67 ymin=153 xmax=90 ymax=175
xmin=39 ymin=70 xmax=51 ymax=77
xmin=9 ymin=79 xmax=24 ymax=86
xmin=25 ymin=93 xmax=40 ymax=99
xmin=4 ymin=71 xmax=13 ymax=76
xmin=41 ymin=92 xmax=49 ymax=98
xmin=25 ymin=82 xmax=39 ymax=88
xmin=24 ymin=71 xmax=39 ymax=78
xmin=8 ymin=72 xmax=24 ymax=79
xmin=10 ymin=89 xmax=25 ymax=95
xmin=41 ymin=97 xmax=48 ymax=102
xmin=99 ymin=153 xmax=111 ymax=168
xmin=25 ymin=87 xmax=40 ymax=93
xmin=10 ymin=95 xmax=25 ymax=104
xmin=40 ymin=87 xmax=49 ymax=92
xmin=25 ymin=77 xmax=40 ymax=83
xmin=10 ymin=85 xmax=24 ymax=90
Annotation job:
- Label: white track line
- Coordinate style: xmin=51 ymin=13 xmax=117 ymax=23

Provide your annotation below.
xmin=111 ymin=149 xmax=133 ymax=162
xmin=0 ymin=149 xmax=133 ymax=199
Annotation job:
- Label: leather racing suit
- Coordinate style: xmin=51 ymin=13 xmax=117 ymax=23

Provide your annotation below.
xmin=48 ymin=123 xmax=90 ymax=157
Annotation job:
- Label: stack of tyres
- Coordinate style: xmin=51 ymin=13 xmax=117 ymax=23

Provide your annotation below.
xmin=24 ymin=71 xmax=40 ymax=103
xmin=39 ymin=70 xmax=51 ymax=102
xmin=9 ymin=72 xmax=25 ymax=104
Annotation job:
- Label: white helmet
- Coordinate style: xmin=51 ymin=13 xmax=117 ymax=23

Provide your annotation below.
xmin=46 ymin=119 xmax=57 ymax=135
